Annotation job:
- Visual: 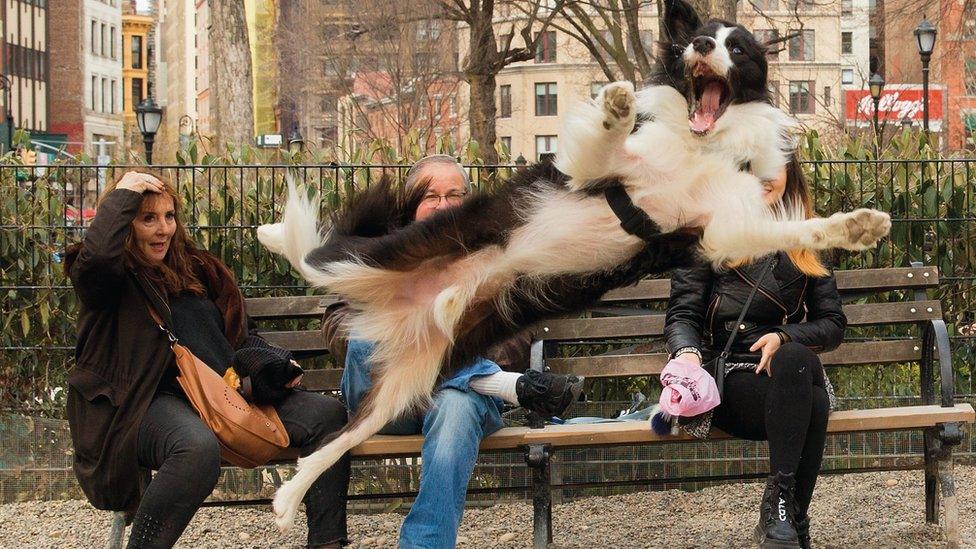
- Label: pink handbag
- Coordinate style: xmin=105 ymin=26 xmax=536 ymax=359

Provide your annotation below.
xmin=658 ymin=356 xmax=721 ymax=417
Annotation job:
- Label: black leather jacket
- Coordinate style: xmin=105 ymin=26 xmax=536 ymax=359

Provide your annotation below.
xmin=664 ymin=252 xmax=847 ymax=363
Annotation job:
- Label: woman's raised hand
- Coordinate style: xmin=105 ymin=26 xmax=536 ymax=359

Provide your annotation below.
xmin=116 ymin=171 xmax=165 ymax=194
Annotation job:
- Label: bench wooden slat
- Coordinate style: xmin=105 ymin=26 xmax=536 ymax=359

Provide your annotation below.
xmin=339 ymin=404 xmax=974 ymax=457
xmin=244 ymin=267 xmax=940 ymax=319
xmin=533 ymin=301 xmax=942 ymax=341
xmin=545 ymin=340 xmax=925 ymax=378
xmin=247 ymin=295 xmax=339 ymax=319
xmin=261 ymin=298 xmax=943 ymax=353
xmin=302 ymin=368 xmax=344 ymax=392
xmin=260 ymin=330 xmax=330 ymax=352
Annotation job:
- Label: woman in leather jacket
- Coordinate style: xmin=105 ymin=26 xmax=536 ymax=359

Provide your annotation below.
xmin=664 ymin=157 xmax=846 ymax=549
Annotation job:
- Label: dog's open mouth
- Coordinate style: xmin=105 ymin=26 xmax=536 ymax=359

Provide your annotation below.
xmin=687 ymin=64 xmax=732 ymax=136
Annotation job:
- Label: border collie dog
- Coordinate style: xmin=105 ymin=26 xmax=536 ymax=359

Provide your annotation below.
xmin=258 ymin=0 xmax=890 ymax=529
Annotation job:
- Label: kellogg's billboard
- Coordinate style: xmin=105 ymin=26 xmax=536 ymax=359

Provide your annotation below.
xmin=845 ymin=85 xmax=945 ymax=131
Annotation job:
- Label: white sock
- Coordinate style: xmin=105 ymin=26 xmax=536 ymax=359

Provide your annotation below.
xmin=468 ymin=371 xmax=522 ymax=405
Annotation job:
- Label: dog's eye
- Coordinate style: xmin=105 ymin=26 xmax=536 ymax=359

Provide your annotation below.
xmin=731 ymin=45 xmax=744 ymax=55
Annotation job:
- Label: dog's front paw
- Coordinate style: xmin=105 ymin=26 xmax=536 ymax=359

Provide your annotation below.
xmin=825 ymin=209 xmax=891 ymax=250
xmin=600 ymin=81 xmax=636 ymax=132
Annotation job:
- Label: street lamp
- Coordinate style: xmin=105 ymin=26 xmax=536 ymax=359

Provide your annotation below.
xmin=288 ymin=128 xmax=305 ymax=155
xmin=515 ymin=153 xmax=527 ymax=168
xmin=869 ymin=73 xmax=885 ymax=142
xmin=135 ymin=97 xmax=163 ymax=164
xmin=914 ymin=17 xmax=937 ymax=134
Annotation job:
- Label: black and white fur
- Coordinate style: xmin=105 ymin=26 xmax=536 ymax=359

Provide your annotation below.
xmin=256 ymin=0 xmax=890 ymax=530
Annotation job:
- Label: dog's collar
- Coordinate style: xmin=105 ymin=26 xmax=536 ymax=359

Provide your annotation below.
xmin=604 ymin=185 xmax=662 ymax=241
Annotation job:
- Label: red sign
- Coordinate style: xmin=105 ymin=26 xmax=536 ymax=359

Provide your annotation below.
xmin=845 ymin=85 xmax=944 ymax=131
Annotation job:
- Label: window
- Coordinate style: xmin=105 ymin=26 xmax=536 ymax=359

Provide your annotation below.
xmin=91 ymin=75 xmax=97 ymax=110
xmin=768 ymin=80 xmax=779 ymax=107
xmin=823 ymin=85 xmax=831 ymax=106
xmin=417 ymin=20 xmax=441 ymax=40
xmin=789 ymin=30 xmax=815 ymax=61
xmin=131 ymin=35 xmax=143 ymax=69
xmin=590 ymin=81 xmax=607 ymax=99
xmin=789 ymin=81 xmax=814 ymax=114
xmin=132 ymin=77 xmax=144 ymax=107
xmin=535 ymin=31 xmax=557 ymax=63
xmin=101 ymin=78 xmax=108 ymax=113
xmin=627 ymin=30 xmax=653 ymax=59
xmin=535 ymin=82 xmax=557 ymax=116
xmin=91 ymin=20 xmax=97 ymax=54
xmin=842 ymin=69 xmax=854 ymax=84
xmin=110 ymin=27 xmax=116 ymax=59
xmin=412 ymin=53 xmax=429 ymax=72
xmin=755 ymin=0 xmax=778 ymax=9
xmin=841 ymin=32 xmax=852 ymax=54
xmin=841 ymin=0 xmax=853 ymax=15
xmin=111 ymin=79 xmax=116 ymax=114
xmin=500 ymin=136 xmax=512 ymax=155
xmin=790 ymin=0 xmax=814 ymax=8
xmin=964 ymin=18 xmax=976 ymax=39
xmin=499 ymin=85 xmax=511 ymax=118
xmin=754 ymin=29 xmax=780 ymax=60
xmin=536 ymin=135 xmax=557 ymax=161
xmin=966 ymin=58 xmax=976 ymax=95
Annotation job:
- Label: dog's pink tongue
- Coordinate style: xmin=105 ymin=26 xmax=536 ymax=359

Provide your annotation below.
xmin=690 ymin=82 xmax=723 ymax=134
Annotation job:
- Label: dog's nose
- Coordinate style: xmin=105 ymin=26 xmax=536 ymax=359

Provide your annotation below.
xmin=692 ymin=36 xmax=714 ymax=55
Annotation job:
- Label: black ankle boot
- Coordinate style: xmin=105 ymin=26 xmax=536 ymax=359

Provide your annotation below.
xmin=795 ymin=516 xmax=811 ymax=549
xmin=516 ymin=370 xmax=584 ymax=418
xmin=753 ymin=472 xmax=801 ymax=548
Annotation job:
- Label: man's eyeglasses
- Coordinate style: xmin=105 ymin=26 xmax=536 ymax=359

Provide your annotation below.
xmin=420 ymin=191 xmax=467 ymax=206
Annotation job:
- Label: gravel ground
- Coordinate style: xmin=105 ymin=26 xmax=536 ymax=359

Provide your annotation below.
xmin=3 ymin=466 xmax=973 ymax=548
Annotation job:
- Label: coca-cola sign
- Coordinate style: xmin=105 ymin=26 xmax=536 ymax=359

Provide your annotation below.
xmin=845 ymin=85 xmax=944 ymax=131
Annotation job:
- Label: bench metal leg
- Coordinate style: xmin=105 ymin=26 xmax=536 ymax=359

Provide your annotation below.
xmin=106 ymin=511 xmax=127 ymax=549
xmin=923 ymin=428 xmax=940 ymax=524
xmin=525 ymin=444 xmax=553 ymax=549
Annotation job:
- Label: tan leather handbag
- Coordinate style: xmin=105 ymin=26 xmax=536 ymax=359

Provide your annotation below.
xmin=140 ymin=276 xmax=290 ymax=468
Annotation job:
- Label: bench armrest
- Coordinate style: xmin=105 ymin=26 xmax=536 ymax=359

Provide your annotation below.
xmin=922 ymin=319 xmax=954 ymax=408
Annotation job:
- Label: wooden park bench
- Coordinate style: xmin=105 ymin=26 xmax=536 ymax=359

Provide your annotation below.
xmin=106 ymin=265 xmax=974 ymax=548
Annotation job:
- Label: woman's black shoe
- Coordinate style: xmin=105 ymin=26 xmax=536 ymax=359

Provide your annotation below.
xmin=795 ymin=516 xmax=811 ymax=549
xmin=752 ymin=472 xmax=801 ymax=548
xmin=516 ymin=370 xmax=584 ymax=418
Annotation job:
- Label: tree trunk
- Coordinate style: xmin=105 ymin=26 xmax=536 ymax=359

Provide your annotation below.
xmin=463 ymin=12 xmax=500 ymax=165
xmin=467 ymin=71 xmax=499 ymax=165
xmin=692 ymin=0 xmax=736 ymax=22
xmin=209 ymin=0 xmax=255 ymax=151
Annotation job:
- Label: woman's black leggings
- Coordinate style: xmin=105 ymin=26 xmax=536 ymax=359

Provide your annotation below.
xmin=711 ymin=342 xmax=830 ymax=519
xmin=126 ymin=390 xmax=350 ymax=548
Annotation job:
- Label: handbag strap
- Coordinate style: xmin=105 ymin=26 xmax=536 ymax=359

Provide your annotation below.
xmin=132 ymin=273 xmax=180 ymax=344
xmin=718 ymin=256 xmax=777 ymax=359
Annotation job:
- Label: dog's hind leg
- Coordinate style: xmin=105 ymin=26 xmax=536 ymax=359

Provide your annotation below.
xmin=272 ymin=338 xmax=447 ymax=531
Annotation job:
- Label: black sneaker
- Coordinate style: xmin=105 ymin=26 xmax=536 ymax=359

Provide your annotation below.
xmin=752 ymin=472 xmax=801 ymax=549
xmin=515 ymin=370 xmax=584 ymax=419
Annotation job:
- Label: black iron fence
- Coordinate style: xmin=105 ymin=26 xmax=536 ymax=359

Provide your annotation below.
xmin=1 ymin=160 xmax=974 ymax=504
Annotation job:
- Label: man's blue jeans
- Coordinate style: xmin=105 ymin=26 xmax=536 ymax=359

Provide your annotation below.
xmin=341 ymin=339 xmax=505 ymax=549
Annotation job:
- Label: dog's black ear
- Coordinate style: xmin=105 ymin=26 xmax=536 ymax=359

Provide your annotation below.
xmin=662 ymin=0 xmax=703 ymax=47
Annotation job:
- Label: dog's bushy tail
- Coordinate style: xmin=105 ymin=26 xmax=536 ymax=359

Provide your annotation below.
xmin=256 ymin=173 xmax=327 ymax=283
xmin=257 ymin=174 xmax=407 ymax=288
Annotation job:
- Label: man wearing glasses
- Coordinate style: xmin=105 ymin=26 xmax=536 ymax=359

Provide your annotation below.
xmin=326 ymin=155 xmax=581 ymax=548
